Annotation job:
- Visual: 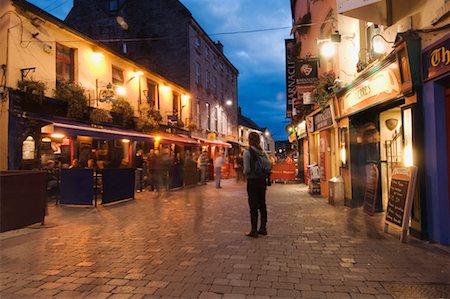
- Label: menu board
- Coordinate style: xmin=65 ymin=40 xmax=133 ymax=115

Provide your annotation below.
xmin=363 ymin=164 xmax=379 ymax=215
xmin=385 ymin=179 xmax=409 ymax=226
xmin=384 ymin=166 xmax=418 ymax=242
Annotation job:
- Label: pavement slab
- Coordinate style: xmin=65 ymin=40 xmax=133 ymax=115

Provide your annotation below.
xmin=1 ymin=181 xmax=449 ymax=298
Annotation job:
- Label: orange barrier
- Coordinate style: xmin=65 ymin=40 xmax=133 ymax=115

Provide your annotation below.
xmin=270 ymin=162 xmax=297 ymax=181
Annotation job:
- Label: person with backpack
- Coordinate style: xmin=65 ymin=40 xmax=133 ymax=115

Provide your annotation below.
xmin=243 ymin=132 xmax=272 ymax=238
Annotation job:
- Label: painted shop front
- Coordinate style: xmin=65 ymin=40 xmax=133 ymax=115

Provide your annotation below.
xmin=336 ymin=32 xmax=425 ymax=237
xmin=306 ymin=106 xmax=336 ymax=197
xmin=421 ymin=33 xmax=450 ymax=245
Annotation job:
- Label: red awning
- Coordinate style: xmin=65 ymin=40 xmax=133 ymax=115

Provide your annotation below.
xmin=151 ymin=132 xmax=199 ymax=146
xmin=193 ymin=137 xmax=232 ymax=148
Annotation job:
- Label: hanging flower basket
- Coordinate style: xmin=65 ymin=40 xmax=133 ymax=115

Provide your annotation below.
xmin=311 ymin=71 xmax=341 ymax=110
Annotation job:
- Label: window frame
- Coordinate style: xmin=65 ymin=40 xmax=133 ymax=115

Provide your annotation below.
xmin=56 ymin=43 xmax=75 ymax=83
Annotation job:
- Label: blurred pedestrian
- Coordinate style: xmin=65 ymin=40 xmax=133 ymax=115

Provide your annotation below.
xmin=147 ymin=149 xmax=160 ymax=191
xmin=197 ymin=150 xmax=208 ymax=184
xmin=213 ymin=151 xmax=224 ymax=189
xmin=135 ymin=149 xmax=144 ymax=192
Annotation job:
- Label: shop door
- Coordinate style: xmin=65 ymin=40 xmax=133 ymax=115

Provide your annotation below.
xmin=349 ymin=111 xmax=380 ymax=207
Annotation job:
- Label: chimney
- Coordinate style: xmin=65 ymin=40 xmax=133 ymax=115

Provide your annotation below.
xmin=215 ymin=41 xmax=223 ymax=53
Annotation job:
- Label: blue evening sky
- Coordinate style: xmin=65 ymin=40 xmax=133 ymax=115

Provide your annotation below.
xmin=28 ymin=0 xmax=292 ymax=141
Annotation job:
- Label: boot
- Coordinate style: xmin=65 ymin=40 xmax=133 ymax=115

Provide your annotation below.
xmin=246 ymin=212 xmax=258 ymax=238
xmin=258 ymin=211 xmax=267 ymax=235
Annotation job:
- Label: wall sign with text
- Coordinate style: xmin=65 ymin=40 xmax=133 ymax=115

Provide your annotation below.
xmin=422 ymin=35 xmax=450 ymax=82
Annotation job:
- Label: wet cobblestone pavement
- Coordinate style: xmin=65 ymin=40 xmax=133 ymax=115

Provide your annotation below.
xmin=1 ymin=181 xmax=449 ymax=298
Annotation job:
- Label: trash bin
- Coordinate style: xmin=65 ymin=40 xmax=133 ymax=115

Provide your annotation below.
xmin=328 ymin=176 xmax=344 ymax=205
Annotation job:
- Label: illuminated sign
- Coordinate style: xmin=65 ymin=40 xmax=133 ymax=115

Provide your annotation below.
xmin=342 ymin=67 xmax=400 ymax=116
xmin=423 ymin=35 xmax=450 ymax=81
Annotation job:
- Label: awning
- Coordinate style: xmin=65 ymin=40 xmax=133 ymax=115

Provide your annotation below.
xmin=227 ymin=140 xmax=249 ymax=147
xmin=40 ymin=119 xmax=153 ymax=142
xmin=151 ymin=132 xmax=199 ymax=146
xmin=193 ymin=137 xmax=232 ymax=148
xmin=336 ymin=0 xmax=426 ymax=26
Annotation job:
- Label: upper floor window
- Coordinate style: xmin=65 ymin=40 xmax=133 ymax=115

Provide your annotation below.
xmin=195 ymin=35 xmax=201 ymax=52
xmin=205 ymin=47 xmax=210 ymax=59
xmin=112 ymin=65 xmax=124 ymax=85
xmin=173 ymin=92 xmax=180 ymax=116
xmin=146 ymin=79 xmax=158 ymax=110
xmin=213 ymin=107 xmax=219 ymax=132
xmin=206 ymin=103 xmax=210 ymax=130
xmin=196 ymin=101 xmax=201 ymax=128
xmin=195 ymin=63 xmax=201 ymax=84
xmin=109 ymin=0 xmax=119 ymax=12
xmin=56 ymin=43 xmax=74 ymax=83
xmin=205 ymin=70 xmax=210 ymax=89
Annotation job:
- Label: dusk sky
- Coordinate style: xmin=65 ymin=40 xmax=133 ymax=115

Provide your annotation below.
xmin=28 ymin=0 xmax=292 ymax=141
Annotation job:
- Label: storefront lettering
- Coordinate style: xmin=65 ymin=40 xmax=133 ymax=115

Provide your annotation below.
xmin=430 ymin=46 xmax=450 ymax=67
xmin=314 ymin=108 xmax=333 ymax=131
xmin=342 ymin=68 xmax=400 ymax=114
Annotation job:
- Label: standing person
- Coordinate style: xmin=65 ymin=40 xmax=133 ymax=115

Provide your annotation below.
xmin=234 ymin=152 xmax=244 ymax=182
xmin=147 ymin=149 xmax=159 ymax=191
xmin=197 ymin=150 xmax=208 ymax=184
xmin=213 ymin=151 xmax=224 ymax=189
xmin=135 ymin=149 xmax=144 ymax=192
xmin=243 ymin=132 xmax=272 ymax=238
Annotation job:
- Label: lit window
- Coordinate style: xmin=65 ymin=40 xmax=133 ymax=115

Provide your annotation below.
xmin=56 ymin=43 xmax=74 ymax=83
xmin=206 ymin=103 xmax=210 ymax=130
xmin=146 ymin=79 xmax=158 ymax=109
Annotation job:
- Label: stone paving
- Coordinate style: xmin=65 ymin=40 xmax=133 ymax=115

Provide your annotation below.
xmin=1 ymin=180 xmax=449 ymax=299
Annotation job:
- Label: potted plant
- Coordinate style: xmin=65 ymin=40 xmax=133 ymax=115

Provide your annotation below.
xmin=311 ymin=71 xmax=341 ymax=110
xmin=111 ymin=97 xmax=135 ymax=127
xmin=136 ymin=102 xmax=162 ymax=132
xmin=54 ymin=81 xmax=88 ymax=119
xmin=90 ymin=108 xmax=112 ymax=124
xmin=17 ymin=79 xmax=47 ymax=95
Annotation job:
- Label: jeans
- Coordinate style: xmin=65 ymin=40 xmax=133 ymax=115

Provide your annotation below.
xmin=136 ymin=168 xmax=143 ymax=191
xmin=215 ymin=167 xmax=222 ymax=188
xmin=247 ymin=178 xmax=267 ymax=232
xmin=200 ymin=166 xmax=207 ymax=183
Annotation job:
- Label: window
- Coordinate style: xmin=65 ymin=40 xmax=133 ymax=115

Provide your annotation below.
xmin=146 ymin=79 xmax=158 ymax=109
xmin=213 ymin=77 xmax=217 ymax=93
xmin=196 ymin=101 xmax=201 ymax=128
xmin=195 ymin=35 xmax=201 ymax=51
xmin=205 ymin=71 xmax=210 ymax=90
xmin=213 ymin=107 xmax=218 ymax=132
xmin=205 ymin=47 xmax=210 ymax=59
xmin=56 ymin=43 xmax=74 ymax=83
xmin=109 ymin=0 xmax=119 ymax=12
xmin=195 ymin=63 xmax=201 ymax=84
xmin=112 ymin=65 xmax=124 ymax=85
xmin=173 ymin=92 xmax=180 ymax=116
xmin=206 ymin=103 xmax=210 ymax=130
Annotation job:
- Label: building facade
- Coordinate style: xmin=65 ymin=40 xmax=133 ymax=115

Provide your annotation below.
xmin=65 ymin=0 xmax=239 ymax=143
xmin=0 ymin=0 xmax=195 ymax=172
xmin=289 ymin=0 xmax=450 ymax=244
xmin=238 ymin=108 xmax=275 ymax=157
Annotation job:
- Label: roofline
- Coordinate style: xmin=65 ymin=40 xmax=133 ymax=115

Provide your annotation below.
xmin=11 ymin=0 xmax=190 ymax=93
xmin=189 ymin=18 xmax=239 ymax=75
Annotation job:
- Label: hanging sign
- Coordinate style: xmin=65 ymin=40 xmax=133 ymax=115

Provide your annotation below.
xmin=384 ymin=166 xmax=418 ymax=242
xmin=313 ymin=107 xmax=333 ymax=131
xmin=285 ymin=39 xmax=297 ymax=118
xmin=296 ymin=58 xmax=319 ymax=85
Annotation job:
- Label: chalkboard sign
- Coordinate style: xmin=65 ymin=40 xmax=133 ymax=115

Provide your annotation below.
xmin=384 ymin=166 xmax=418 ymax=242
xmin=363 ymin=164 xmax=379 ymax=215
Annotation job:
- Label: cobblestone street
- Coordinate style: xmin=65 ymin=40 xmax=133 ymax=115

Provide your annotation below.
xmin=1 ymin=181 xmax=449 ymax=299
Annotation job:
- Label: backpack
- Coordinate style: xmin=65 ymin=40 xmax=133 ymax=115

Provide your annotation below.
xmin=249 ymin=148 xmax=272 ymax=179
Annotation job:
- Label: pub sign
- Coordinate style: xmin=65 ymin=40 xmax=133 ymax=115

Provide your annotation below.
xmin=422 ymin=34 xmax=450 ymax=82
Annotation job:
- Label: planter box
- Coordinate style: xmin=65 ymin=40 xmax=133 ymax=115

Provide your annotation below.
xmin=0 ymin=171 xmax=46 ymax=232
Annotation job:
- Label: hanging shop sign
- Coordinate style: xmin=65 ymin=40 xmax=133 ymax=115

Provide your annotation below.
xmin=285 ymin=39 xmax=297 ymax=118
xmin=340 ymin=63 xmax=401 ymax=117
xmin=313 ymin=107 xmax=333 ymax=131
xmin=296 ymin=58 xmax=319 ymax=85
xmin=422 ymin=35 xmax=450 ymax=82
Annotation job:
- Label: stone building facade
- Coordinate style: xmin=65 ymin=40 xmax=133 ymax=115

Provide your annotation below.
xmin=65 ymin=0 xmax=239 ymax=141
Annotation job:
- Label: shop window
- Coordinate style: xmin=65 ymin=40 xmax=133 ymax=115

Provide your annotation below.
xmin=56 ymin=43 xmax=74 ymax=83
xmin=22 ymin=136 xmax=35 ymax=160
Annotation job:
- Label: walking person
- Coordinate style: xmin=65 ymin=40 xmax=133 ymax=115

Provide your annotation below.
xmin=213 ymin=151 xmax=224 ymax=189
xmin=135 ymin=149 xmax=144 ymax=192
xmin=243 ymin=132 xmax=272 ymax=238
xmin=197 ymin=150 xmax=208 ymax=184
